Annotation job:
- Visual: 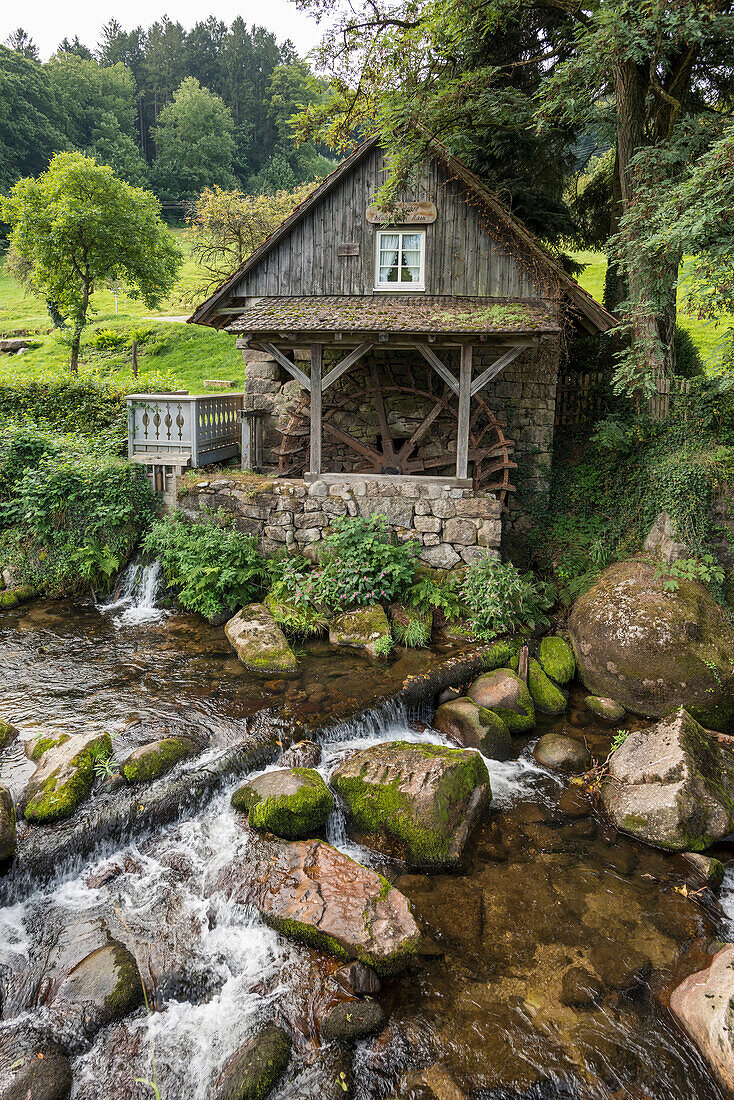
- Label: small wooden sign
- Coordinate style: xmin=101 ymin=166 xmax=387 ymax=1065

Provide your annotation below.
xmin=366 ymin=200 xmax=437 ymax=225
xmin=338 ymin=242 xmax=360 ymax=257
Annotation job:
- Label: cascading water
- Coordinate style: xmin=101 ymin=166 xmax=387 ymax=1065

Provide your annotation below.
xmin=101 ymin=559 xmax=166 ymax=625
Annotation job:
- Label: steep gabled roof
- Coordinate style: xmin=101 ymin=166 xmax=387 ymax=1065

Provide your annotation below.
xmin=189 ymin=135 xmax=615 ymax=333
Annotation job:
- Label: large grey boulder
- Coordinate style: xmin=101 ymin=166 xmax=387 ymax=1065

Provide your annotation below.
xmin=465 ymin=669 xmax=535 ymax=733
xmin=230 ymin=767 xmax=333 ymax=839
xmin=216 ymin=833 xmax=420 ymax=976
xmin=330 ymin=741 xmax=489 ymax=868
xmin=670 ymin=944 xmax=734 ymax=1094
xmin=48 ymin=942 xmax=143 ymax=1037
xmin=433 ymin=697 xmax=511 ymax=760
xmin=21 ymin=730 xmax=112 ymax=825
xmin=225 ymin=604 xmax=297 ymax=676
xmin=602 ymin=709 xmax=734 ymax=850
xmin=568 ymin=559 xmax=734 ymax=730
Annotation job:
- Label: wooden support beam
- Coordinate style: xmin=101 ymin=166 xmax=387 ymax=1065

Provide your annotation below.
xmin=255 ymin=341 xmax=311 ymax=391
xmin=470 ymin=344 xmax=532 ymax=397
xmin=322 ymin=342 xmax=373 ymax=391
xmin=309 ymin=343 xmax=322 ymax=476
xmin=416 ymin=343 xmax=459 ymax=395
xmin=456 ymin=344 xmax=472 ymax=481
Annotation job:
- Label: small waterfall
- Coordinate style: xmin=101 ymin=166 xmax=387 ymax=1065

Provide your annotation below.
xmin=100 ymin=559 xmax=166 ymax=625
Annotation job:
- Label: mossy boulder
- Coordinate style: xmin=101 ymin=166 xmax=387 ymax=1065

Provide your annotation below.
xmin=465 ymin=669 xmax=535 ymax=733
xmin=0 ymin=1025 xmax=72 ymax=1100
xmin=329 ymin=605 xmax=391 ymax=658
xmin=26 ymin=733 xmax=71 ymax=762
xmin=330 ymin=741 xmax=490 ymax=868
xmin=586 ymin=696 xmax=625 ymax=723
xmin=433 ymin=697 xmax=512 ymax=760
xmin=214 ymin=1023 xmax=291 ymax=1100
xmin=568 ymin=559 xmax=734 ymax=731
xmin=49 ymin=942 xmax=143 ymax=1036
xmin=0 ymin=785 xmax=16 ymax=861
xmin=22 ymin=730 xmax=112 ymax=825
xmin=682 ymin=851 xmax=725 ymax=889
xmin=0 ymin=590 xmax=18 ymax=609
xmin=533 ymin=733 xmax=591 ymax=775
xmin=602 ymin=709 xmax=734 ymax=851
xmin=231 ymin=767 xmax=334 ymax=839
xmin=526 ymin=658 xmax=567 ymax=716
xmin=538 ymin=636 xmax=576 ymax=686
xmin=0 ymin=719 xmax=18 ymax=753
xmin=279 ymin=740 xmax=322 ymax=769
xmin=320 ymin=1000 xmax=386 ymax=1043
xmin=122 ymin=736 xmax=196 ymax=785
xmin=225 ymin=603 xmax=297 ymax=676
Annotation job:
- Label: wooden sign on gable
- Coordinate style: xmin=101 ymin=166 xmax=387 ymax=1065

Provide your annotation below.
xmin=366 ymin=201 xmax=437 ymax=225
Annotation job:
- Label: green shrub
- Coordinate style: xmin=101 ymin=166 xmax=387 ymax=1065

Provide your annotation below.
xmin=405 ymin=574 xmax=463 ymax=622
xmin=90 ymin=328 xmax=127 ymax=351
xmin=265 ymin=556 xmax=329 ymax=636
xmin=311 ymin=515 xmax=419 ymax=609
xmin=674 ymin=326 xmax=705 ymax=379
xmin=142 ymin=510 xmax=266 ymax=619
xmin=461 ymin=552 xmax=554 ymax=641
xmin=0 ymin=424 xmax=155 ymax=596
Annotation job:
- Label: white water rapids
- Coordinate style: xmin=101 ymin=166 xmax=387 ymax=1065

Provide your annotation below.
xmin=100 ymin=560 xmax=167 ymax=626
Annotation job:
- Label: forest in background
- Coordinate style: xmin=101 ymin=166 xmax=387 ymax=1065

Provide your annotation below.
xmin=0 ymin=19 xmax=335 ymax=204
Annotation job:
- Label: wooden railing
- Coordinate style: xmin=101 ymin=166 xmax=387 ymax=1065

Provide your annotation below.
xmin=126 ymin=393 xmax=244 ymax=468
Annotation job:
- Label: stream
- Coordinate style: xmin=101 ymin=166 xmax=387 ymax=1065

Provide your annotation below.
xmin=0 ymin=593 xmax=731 ymax=1099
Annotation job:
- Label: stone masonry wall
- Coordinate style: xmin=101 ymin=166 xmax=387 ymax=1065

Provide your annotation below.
xmin=178 ymin=475 xmax=502 ymax=569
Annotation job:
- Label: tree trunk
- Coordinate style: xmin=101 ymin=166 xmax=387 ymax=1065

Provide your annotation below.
xmin=603 ymin=148 xmax=627 ymax=313
xmin=132 ymin=339 xmax=139 ymax=379
xmin=69 ymin=328 xmax=82 ymax=376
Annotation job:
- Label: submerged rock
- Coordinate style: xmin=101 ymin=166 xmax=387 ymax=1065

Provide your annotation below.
xmin=538 ymin=636 xmax=576 ymax=686
xmin=121 ymin=736 xmax=197 ymax=785
xmin=329 ymin=605 xmax=391 ymax=658
xmin=214 ymin=1023 xmax=291 ymax=1100
xmin=0 ymin=718 xmax=18 ymax=753
xmin=670 ymin=944 xmax=734 ymax=1094
xmin=0 ymin=1024 xmax=72 ymax=1100
xmin=279 ymin=740 xmax=322 ymax=769
xmin=332 ymin=960 xmax=381 ymax=996
xmin=398 ymin=1065 xmax=466 ymax=1100
xmin=225 ymin=604 xmax=297 ymax=676
xmin=602 ymin=709 xmax=734 ymax=851
xmin=466 ymin=669 xmax=535 ymax=733
xmin=560 ymin=965 xmax=604 ymax=1008
xmin=48 ymin=942 xmax=143 ymax=1037
xmin=433 ymin=697 xmax=511 ymax=760
xmin=22 ymin=731 xmax=112 ymax=825
xmin=0 ymin=784 xmax=17 ymax=861
xmin=320 ymin=1000 xmax=386 ymax=1042
xmin=230 ymin=767 xmax=333 ymax=839
xmin=568 ymin=559 xmax=734 ymax=730
xmin=226 ymin=833 xmax=420 ymax=976
xmin=533 ymin=733 xmax=591 ymax=775
xmin=330 ymin=741 xmax=489 ymax=868
xmin=681 ymin=851 xmax=725 ymax=889
xmin=586 ymin=696 xmax=625 ymax=723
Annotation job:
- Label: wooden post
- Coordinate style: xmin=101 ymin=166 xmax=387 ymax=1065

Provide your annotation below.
xmin=309 ymin=343 xmax=323 ymax=476
xmin=456 ymin=344 xmax=472 ymax=480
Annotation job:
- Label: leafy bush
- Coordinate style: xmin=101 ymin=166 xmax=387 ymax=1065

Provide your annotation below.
xmin=0 ymin=424 xmax=156 ymax=596
xmin=461 ymin=552 xmax=554 ymax=641
xmin=265 ymin=556 xmax=329 ymax=636
xmin=311 ymin=515 xmax=419 ymax=609
xmin=90 ymin=328 xmax=127 ymax=351
xmin=651 ymin=553 xmax=725 ymax=593
xmin=674 ymin=326 xmax=704 ymax=379
xmin=405 ymin=574 xmax=463 ymax=622
xmin=142 ymin=510 xmax=265 ymax=619
xmin=392 ymin=614 xmax=431 ymax=648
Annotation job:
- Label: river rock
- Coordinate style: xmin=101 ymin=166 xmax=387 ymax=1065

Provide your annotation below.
xmin=230 ymin=767 xmax=333 ymax=839
xmin=0 ymin=718 xmax=18 ymax=753
xmin=433 ymin=697 xmax=511 ymax=760
xmin=329 ymin=605 xmax=391 ymax=658
xmin=526 ymin=659 xmax=567 ymax=716
xmin=21 ymin=730 xmax=112 ymax=825
xmin=681 ymin=851 xmax=725 ymax=889
xmin=48 ymin=942 xmax=143 ymax=1037
xmin=330 ymin=741 xmax=489 ymax=868
xmin=538 ymin=636 xmax=576 ymax=686
xmin=465 ymin=669 xmax=535 ymax=733
xmin=670 ymin=944 xmax=734 ymax=1094
xmin=225 ymin=603 xmax=297 ymax=676
xmin=0 ymin=784 xmax=17 ymax=860
xmin=332 ymin=960 xmax=381 ymax=996
xmin=0 ymin=1024 xmax=72 ymax=1100
xmin=602 ymin=709 xmax=734 ymax=850
xmin=560 ymin=965 xmax=604 ymax=1008
xmin=586 ymin=696 xmax=625 ymax=723
xmin=568 ymin=559 xmax=734 ymax=730
xmin=533 ymin=733 xmax=591 ymax=775
xmin=226 ymin=834 xmax=420 ymax=976
xmin=279 ymin=740 xmax=322 ymax=768
xmin=320 ymin=1000 xmax=386 ymax=1043
xmin=214 ymin=1023 xmax=291 ymax=1100
xmin=398 ymin=1065 xmax=466 ymax=1100
xmin=121 ymin=736 xmax=197 ymax=785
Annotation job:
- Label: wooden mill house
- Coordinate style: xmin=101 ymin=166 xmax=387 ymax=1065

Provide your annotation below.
xmin=131 ymin=136 xmax=613 ymax=565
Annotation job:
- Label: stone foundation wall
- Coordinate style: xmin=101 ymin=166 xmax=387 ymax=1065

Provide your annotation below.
xmin=178 ymin=475 xmax=502 ymax=568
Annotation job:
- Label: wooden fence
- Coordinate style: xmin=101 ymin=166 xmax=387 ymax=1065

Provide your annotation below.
xmin=648 ymin=370 xmax=692 ymax=420
xmin=555 ymin=369 xmax=692 ymax=430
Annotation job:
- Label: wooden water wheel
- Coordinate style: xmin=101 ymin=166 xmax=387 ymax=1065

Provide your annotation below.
xmin=275 ymin=363 xmax=517 ymax=505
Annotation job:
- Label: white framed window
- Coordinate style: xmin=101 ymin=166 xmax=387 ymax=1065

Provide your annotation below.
xmin=374 ymin=228 xmax=425 ymax=291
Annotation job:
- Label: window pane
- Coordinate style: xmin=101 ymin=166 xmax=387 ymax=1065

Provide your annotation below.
xmin=380 ymin=233 xmax=399 ymax=249
xmin=401 ymin=266 xmax=420 ymax=283
xmin=379 ymin=265 xmax=399 ymax=283
xmin=402 ymin=232 xmax=421 ymax=250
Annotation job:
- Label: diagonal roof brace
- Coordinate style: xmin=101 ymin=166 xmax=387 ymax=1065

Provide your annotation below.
xmin=470 ymin=343 xmax=533 ymax=397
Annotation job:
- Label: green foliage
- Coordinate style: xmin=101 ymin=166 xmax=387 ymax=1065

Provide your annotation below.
xmin=142 ymin=510 xmax=265 ymax=619
xmin=265 ymin=556 xmax=329 ymax=636
xmin=405 ymin=574 xmax=462 ymax=622
xmin=311 ymin=516 xmax=419 ymax=609
xmin=610 ymin=729 xmax=629 ymax=753
xmin=460 ymin=552 xmax=554 ymax=642
xmin=392 ymin=614 xmax=430 ymax=648
xmin=651 ymin=554 xmax=725 ymax=594
xmin=371 ymin=632 xmax=395 ymax=658
xmin=674 ymin=326 xmax=704 ymax=380
xmin=152 ymin=77 xmax=237 ymax=201
xmin=0 ymin=424 xmax=155 ymax=597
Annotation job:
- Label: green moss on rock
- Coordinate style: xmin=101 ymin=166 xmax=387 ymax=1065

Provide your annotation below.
xmin=526 ymin=659 xmax=567 ymax=716
xmin=24 ymin=732 xmax=112 ymax=824
xmin=586 ymin=696 xmax=625 ymax=723
xmin=28 ymin=733 xmax=70 ymax=762
xmin=122 ymin=736 xmax=195 ymax=785
xmin=539 ymin=636 xmax=576 ymax=685
xmin=466 ymin=669 xmax=535 ymax=733
xmin=231 ymin=767 xmax=334 ymax=839
xmin=215 ymin=1024 xmax=291 ymax=1100
xmin=0 ymin=719 xmax=18 ymax=753
xmin=0 ymin=591 xmax=18 ymax=609
xmin=0 ymin=785 xmax=16 ymax=860
xmin=329 ymin=605 xmax=391 ymax=657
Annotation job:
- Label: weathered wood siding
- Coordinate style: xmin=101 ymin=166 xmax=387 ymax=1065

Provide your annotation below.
xmin=235 ymin=146 xmax=542 ymax=300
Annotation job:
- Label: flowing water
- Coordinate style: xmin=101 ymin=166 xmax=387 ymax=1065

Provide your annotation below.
xmin=0 ymin=597 xmax=732 ymax=1099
